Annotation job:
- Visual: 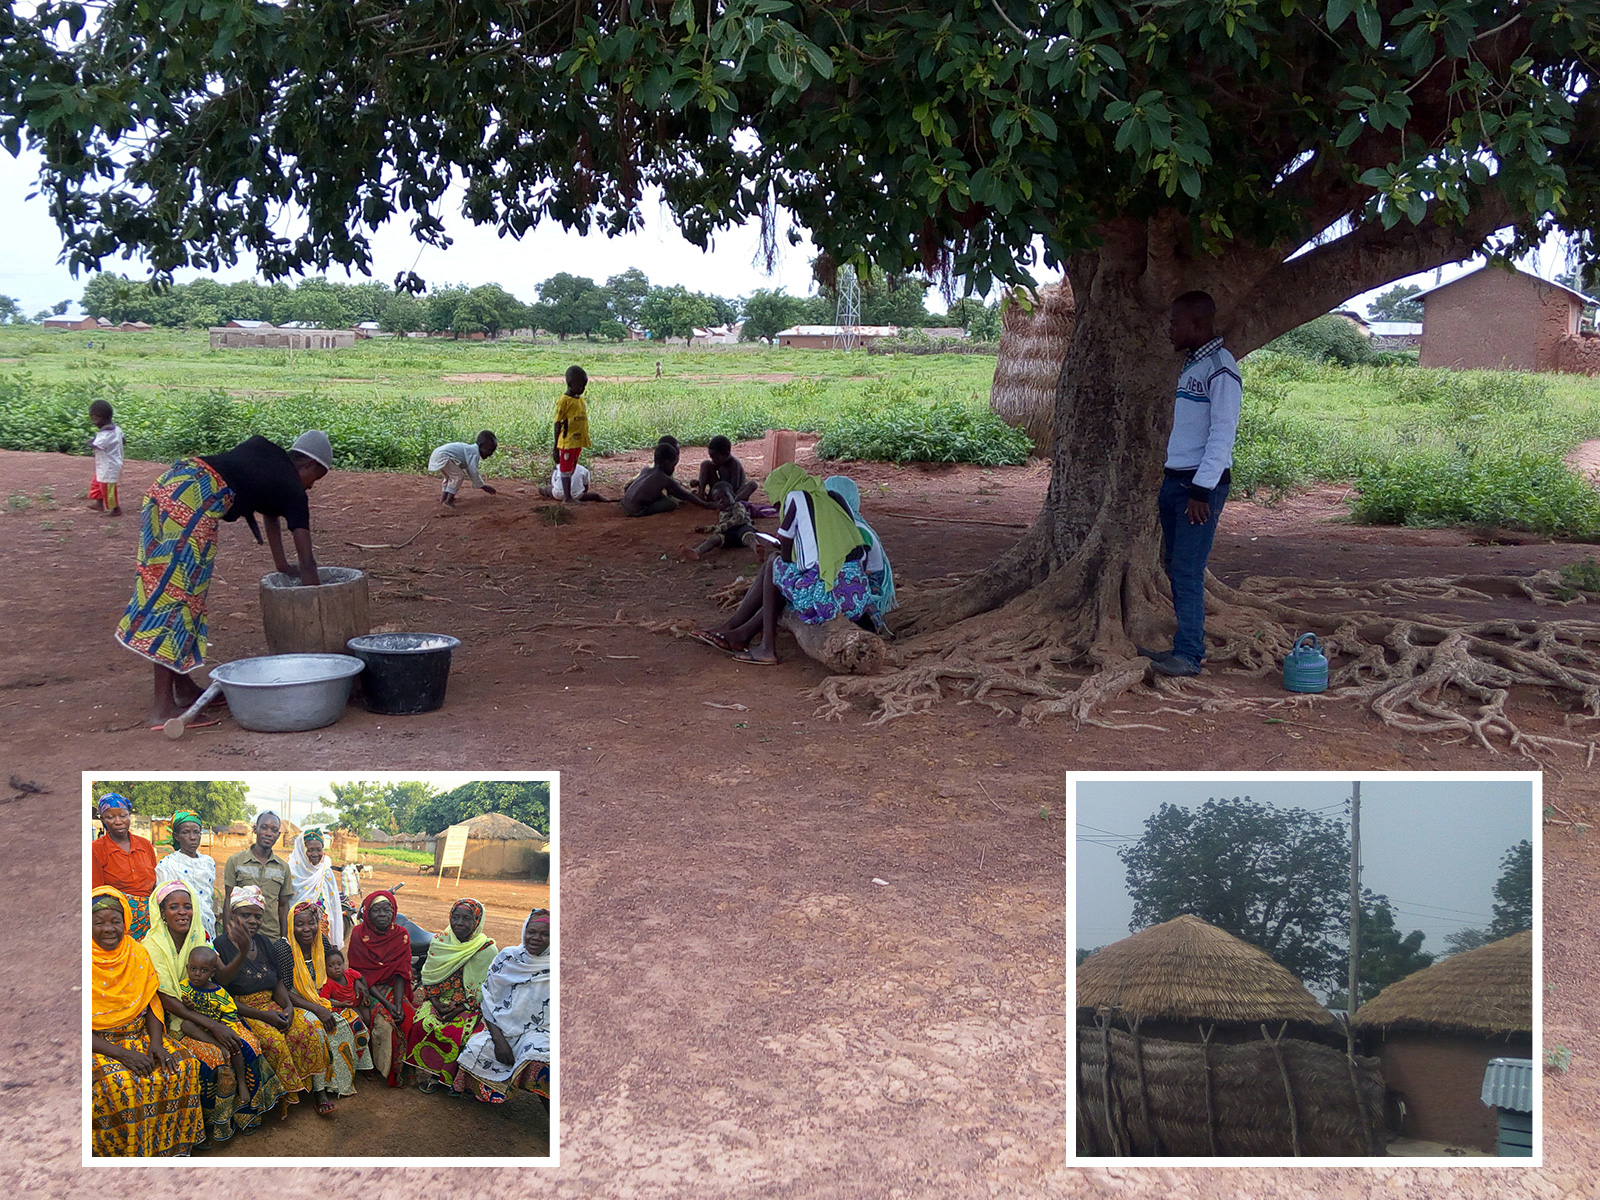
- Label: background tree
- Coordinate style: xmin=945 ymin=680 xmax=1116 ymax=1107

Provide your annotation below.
xmin=91 ymin=780 xmax=250 ymax=826
xmin=10 ymin=0 xmax=1597 ymax=730
xmin=946 ymin=296 xmax=1001 ymax=339
xmin=424 ymin=286 xmax=467 ymax=336
xmin=536 ymin=273 xmax=611 ymax=339
xmin=1367 ymin=283 xmax=1425 ymax=322
xmin=741 ymin=288 xmax=808 ymax=342
xmin=1075 ymin=946 xmax=1103 ymax=967
xmin=384 ymin=780 xmax=443 ymax=833
xmin=328 ymin=781 xmax=399 ymax=834
xmin=603 ymin=268 xmax=652 ymax=329
xmin=1442 ymin=928 xmax=1495 ymax=956
xmin=1119 ymin=796 xmax=1350 ymax=990
xmin=398 ymin=780 xmax=551 ymax=834
xmin=1488 ymin=839 xmax=1533 ymax=938
xmin=639 ymin=286 xmax=716 ymax=341
xmin=380 ymin=290 xmax=425 ymax=334
xmin=0 ymin=295 xmax=21 ymax=324
xmin=1326 ymin=893 xmax=1432 ymax=1007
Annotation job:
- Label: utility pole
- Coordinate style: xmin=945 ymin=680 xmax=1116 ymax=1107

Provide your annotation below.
xmin=1347 ymin=781 xmax=1361 ymax=1030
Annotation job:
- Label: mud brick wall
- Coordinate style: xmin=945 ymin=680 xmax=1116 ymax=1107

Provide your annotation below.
xmin=1419 ymin=268 xmax=1581 ymax=371
xmin=1555 ymin=333 xmax=1600 ymax=376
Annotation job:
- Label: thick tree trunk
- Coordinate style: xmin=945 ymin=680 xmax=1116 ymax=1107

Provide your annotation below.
xmin=901 ymin=234 xmax=1178 ymax=661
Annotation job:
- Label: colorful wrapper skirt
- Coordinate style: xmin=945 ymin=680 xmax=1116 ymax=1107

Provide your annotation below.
xmin=178 ymin=1024 xmax=286 ymax=1142
xmin=452 ymin=1057 xmax=550 ymax=1104
xmin=235 ymin=991 xmax=331 ymax=1101
xmin=405 ymin=999 xmax=484 ymax=1081
xmin=773 ymin=557 xmax=870 ymax=625
xmin=115 ymin=459 xmax=234 ymax=674
xmin=325 ymin=1008 xmax=372 ymax=1097
xmin=91 ymin=1016 xmax=204 ymax=1157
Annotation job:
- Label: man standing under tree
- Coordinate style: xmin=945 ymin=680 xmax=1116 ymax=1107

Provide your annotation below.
xmin=1141 ymin=292 xmax=1241 ymax=678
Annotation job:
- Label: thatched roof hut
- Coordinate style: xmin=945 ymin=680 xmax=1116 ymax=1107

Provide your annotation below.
xmin=1077 ymin=915 xmax=1381 ymax=1158
xmin=989 ymin=281 xmax=1074 ymax=455
xmin=1352 ymin=930 xmax=1531 ymax=1038
xmin=1350 ymin=931 xmax=1532 ymax=1154
xmin=1079 ymin=914 xmax=1338 ymax=1029
xmin=433 ymin=811 xmax=549 ymax=879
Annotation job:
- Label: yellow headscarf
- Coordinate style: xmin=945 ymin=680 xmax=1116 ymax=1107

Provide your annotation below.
xmin=92 ymin=886 xmax=163 ymax=1030
xmin=288 ymin=900 xmax=329 ymax=1001
xmin=764 ymin=463 xmax=864 ymax=586
xmin=140 ymin=880 xmax=207 ymax=1034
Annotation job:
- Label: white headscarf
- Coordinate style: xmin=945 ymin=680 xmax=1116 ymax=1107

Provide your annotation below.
xmin=289 ymin=828 xmax=344 ymax=947
xmin=479 ymin=911 xmax=552 ymax=1039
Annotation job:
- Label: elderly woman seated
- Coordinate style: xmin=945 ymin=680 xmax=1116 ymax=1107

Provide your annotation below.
xmin=449 ymin=909 xmax=553 ymax=1105
xmin=91 ymin=887 xmax=204 ymax=1156
xmin=404 ymin=898 xmax=499 ymax=1092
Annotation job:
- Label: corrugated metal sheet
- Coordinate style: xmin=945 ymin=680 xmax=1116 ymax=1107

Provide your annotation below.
xmin=1481 ymin=1057 xmax=1535 ymax=1112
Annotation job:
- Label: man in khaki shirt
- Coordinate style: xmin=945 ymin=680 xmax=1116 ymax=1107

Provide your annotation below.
xmin=222 ymin=810 xmax=292 ymax=938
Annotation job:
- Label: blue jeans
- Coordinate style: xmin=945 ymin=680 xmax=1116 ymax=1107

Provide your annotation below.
xmin=1158 ymin=475 xmax=1228 ymax=668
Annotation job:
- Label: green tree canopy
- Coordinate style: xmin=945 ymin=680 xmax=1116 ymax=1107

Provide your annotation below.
xmin=401 ymin=780 xmax=551 ymax=835
xmin=639 ymin=285 xmax=717 ymax=340
xmin=1489 ymin=839 xmax=1533 ymax=938
xmin=603 ymin=267 xmax=652 ymax=328
xmin=740 ymin=288 xmax=808 ymax=341
xmin=1327 ymin=893 xmax=1433 ymax=1008
xmin=328 ymin=781 xmax=399 ymax=834
xmin=92 ymin=780 xmax=250 ymax=826
xmin=536 ymin=272 xmax=613 ymax=339
xmin=1368 ymin=283 xmax=1425 ymax=322
xmin=1119 ymin=796 xmax=1350 ymax=991
xmin=0 ymin=296 xmax=21 ymax=324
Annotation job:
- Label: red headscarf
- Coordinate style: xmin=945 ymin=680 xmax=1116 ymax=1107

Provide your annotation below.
xmin=346 ymin=889 xmax=412 ymax=1002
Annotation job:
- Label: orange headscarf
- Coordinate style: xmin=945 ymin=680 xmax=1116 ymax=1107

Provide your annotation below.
xmin=92 ymin=886 xmax=162 ymax=1030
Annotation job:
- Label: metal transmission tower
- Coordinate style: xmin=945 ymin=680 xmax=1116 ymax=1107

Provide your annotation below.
xmin=834 ymin=265 xmax=861 ymax=350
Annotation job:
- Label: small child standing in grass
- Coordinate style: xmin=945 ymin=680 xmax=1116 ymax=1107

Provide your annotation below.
xmin=551 ymin=365 xmax=591 ymax=501
xmin=179 ymin=946 xmax=254 ymax=1111
xmin=86 ymin=399 xmax=123 ymax=516
xmin=428 ymin=431 xmax=499 ymax=506
xmin=680 ymin=481 xmax=768 ymax=561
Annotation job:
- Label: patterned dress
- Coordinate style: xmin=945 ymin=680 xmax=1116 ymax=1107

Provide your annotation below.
xmin=91 ymin=1015 xmax=205 ymax=1157
xmin=405 ymin=968 xmax=486 ymax=1080
xmin=177 ymin=983 xmax=288 ymax=1138
xmin=214 ymin=932 xmax=330 ymax=1102
xmin=114 ymin=458 xmax=234 ymax=672
xmin=279 ymin=936 xmax=371 ymax=1096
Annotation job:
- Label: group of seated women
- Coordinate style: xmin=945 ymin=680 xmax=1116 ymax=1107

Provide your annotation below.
xmin=91 ymin=878 xmax=553 ymax=1156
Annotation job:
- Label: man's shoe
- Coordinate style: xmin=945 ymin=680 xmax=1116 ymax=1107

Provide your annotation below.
xmin=1149 ymin=655 xmax=1201 ymax=677
xmin=1136 ymin=645 xmax=1175 ymax=662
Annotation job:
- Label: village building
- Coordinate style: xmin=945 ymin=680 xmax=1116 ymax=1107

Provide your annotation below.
xmin=1077 ymin=914 xmax=1384 ymax=1156
xmin=1416 ymin=265 xmax=1599 ymax=373
xmin=774 ymin=324 xmax=901 ymax=349
xmin=210 ymin=325 xmax=357 ymax=349
xmin=41 ymin=315 xmax=109 ymax=330
xmin=689 ymin=323 xmax=744 ymax=346
xmin=1352 ymin=929 xmax=1532 ymax=1155
xmin=430 ymin=811 xmax=550 ymax=880
xmin=1368 ymin=320 xmax=1423 ymax=349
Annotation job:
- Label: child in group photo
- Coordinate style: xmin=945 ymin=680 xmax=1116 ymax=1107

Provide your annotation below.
xmin=179 ymin=946 xmax=258 ymax=1114
xmin=320 ymin=946 xmax=373 ymax=1033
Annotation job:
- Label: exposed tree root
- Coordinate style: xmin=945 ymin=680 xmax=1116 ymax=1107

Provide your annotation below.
xmin=792 ymin=569 xmax=1600 ymax=762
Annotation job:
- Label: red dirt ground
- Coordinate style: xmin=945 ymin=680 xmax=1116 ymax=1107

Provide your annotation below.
xmin=3 ymin=443 xmax=1596 ymax=1196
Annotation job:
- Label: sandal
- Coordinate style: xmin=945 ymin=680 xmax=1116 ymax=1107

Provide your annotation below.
xmin=316 ymin=1098 xmax=337 ymax=1116
xmin=731 ymin=649 xmax=778 ymax=666
xmin=417 ymin=1078 xmax=441 ymax=1094
xmin=688 ymin=630 xmax=735 ymax=652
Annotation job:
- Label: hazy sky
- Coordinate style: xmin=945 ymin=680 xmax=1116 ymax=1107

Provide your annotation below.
xmin=1076 ymin=777 xmax=1535 ymax=962
xmin=238 ymin=772 xmax=491 ymax=828
xmin=2 ymin=147 xmax=1574 ymax=318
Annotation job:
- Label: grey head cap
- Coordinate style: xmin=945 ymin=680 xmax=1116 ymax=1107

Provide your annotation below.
xmin=290 ymin=430 xmax=333 ymax=470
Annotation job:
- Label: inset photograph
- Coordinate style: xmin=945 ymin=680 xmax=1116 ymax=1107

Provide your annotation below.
xmin=85 ymin=771 xmax=556 ymax=1164
xmin=1074 ymin=772 xmax=1536 ymax=1163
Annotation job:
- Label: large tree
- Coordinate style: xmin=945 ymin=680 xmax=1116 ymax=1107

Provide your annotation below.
xmin=6 ymin=0 xmax=1597 ymax=731
xmin=1119 ymin=796 xmax=1351 ymax=990
xmin=1327 ymin=893 xmax=1433 ymax=1007
xmin=92 ymin=780 xmax=251 ymax=826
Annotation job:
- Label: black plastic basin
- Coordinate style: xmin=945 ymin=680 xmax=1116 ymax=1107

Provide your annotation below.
xmin=346 ymin=633 xmax=461 ymax=715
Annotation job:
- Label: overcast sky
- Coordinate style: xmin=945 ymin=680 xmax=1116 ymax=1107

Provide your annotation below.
xmin=2 ymin=147 xmax=1575 ymax=319
xmin=1076 ymin=777 xmax=1535 ymax=964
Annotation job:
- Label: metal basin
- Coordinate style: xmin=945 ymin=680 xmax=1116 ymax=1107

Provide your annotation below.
xmin=207 ymin=653 xmax=364 ymax=732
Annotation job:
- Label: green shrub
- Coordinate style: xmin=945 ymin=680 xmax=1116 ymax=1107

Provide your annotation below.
xmin=1351 ymin=447 xmax=1600 ymax=536
xmin=1263 ymin=315 xmax=1375 ymax=366
xmin=816 ymin=395 xmax=1033 ymax=464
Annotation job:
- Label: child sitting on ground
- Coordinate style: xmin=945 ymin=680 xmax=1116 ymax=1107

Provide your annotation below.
xmin=620 ymin=440 xmax=716 ymax=517
xmin=179 ymin=946 xmax=254 ymax=1109
xmin=692 ymin=435 xmax=756 ymax=502
xmin=537 ymin=460 xmax=611 ymax=502
xmin=319 ymin=946 xmax=372 ymax=1030
xmin=86 ymin=399 xmax=124 ymax=516
xmin=680 ymin=481 xmax=768 ymax=561
xmin=551 ymin=365 xmax=591 ymax=501
xmin=428 ymin=431 xmax=499 ymax=506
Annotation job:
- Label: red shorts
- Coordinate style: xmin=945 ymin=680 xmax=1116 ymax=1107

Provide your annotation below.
xmin=555 ymin=447 xmax=582 ymax=473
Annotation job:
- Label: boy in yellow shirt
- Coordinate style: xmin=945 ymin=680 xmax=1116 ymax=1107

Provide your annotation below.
xmin=552 ymin=365 xmax=591 ymax=501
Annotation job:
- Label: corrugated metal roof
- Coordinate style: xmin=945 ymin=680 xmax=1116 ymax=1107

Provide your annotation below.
xmin=1481 ymin=1057 xmax=1534 ymax=1112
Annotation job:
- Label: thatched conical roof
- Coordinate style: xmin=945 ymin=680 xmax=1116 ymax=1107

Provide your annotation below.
xmin=1352 ymin=929 xmax=1531 ymax=1038
xmin=1078 ymin=914 xmax=1337 ymax=1027
xmin=454 ymin=812 xmax=548 ymax=841
xmin=989 ymin=281 xmax=1074 ymax=455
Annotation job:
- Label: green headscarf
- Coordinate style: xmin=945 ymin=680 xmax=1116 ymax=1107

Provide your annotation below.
xmin=420 ymin=898 xmax=497 ymax=990
xmin=169 ymin=811 xmax=203 ymax=849
xmin=764 ymin=463 xmax=864 ymax=586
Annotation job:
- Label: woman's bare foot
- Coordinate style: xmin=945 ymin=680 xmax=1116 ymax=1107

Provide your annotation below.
xmin=678 ymin=544 xmax=702 ymax=562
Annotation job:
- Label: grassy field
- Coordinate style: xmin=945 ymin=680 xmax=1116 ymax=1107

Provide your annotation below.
xmin=359 ymin=846 xmax=435 ymax=866
xmin=5 ymin=327 xmax=1600 ymax=532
